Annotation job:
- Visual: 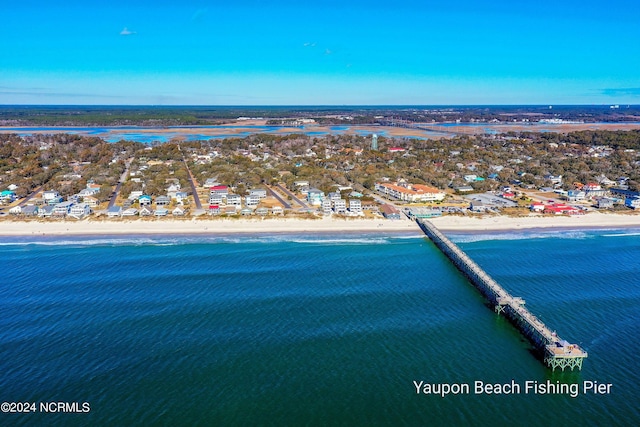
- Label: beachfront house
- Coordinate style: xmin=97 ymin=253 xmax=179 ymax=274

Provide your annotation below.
xmin=39 ymin=205 xmax=54 ymax=218
xmin=625 ymin=197 xmax=640 ymax=210
xmin=140 ymin=206 xmax=154 ymax=216
xmin=322 ymin=199 xmax=332 ymax=215
xmin=222 ymin=206 xmax=237 ymax=215
xmin=349 ymin=199 xmax=362 ymax=213
xmin=470 ymin=201 xmax=487 ymax=212
xmin=597 ymin=198 xmax=614 ymax=209
xmin=68 ymin=203 xmax=91 ymax=219
xmin=22 ymin=205 xmax=38 ymax=217
xmin=122 ymin=208 xmax=138 ymax=217
xmin=154 ymin=207 xmax=169 ymax=217
xmin=208 ymin=205 xmax=220 ymax=216
xmin=332 ymin=199 xmax=347 ymax=214
xmin=271 ymin=206 xmax=284 ymax=215
xmin=530 ymin=202 xmax=545 ymax=212
xmin=245 ymin=195 xmax=260 ymax=208
xmin=544 ymin=203 xmax=581 ymax=215
xmin=256 ymin=207 xmax=269 ymax=216
xmin=380 ymin=204 xmax=401 ymax=220
xmin=307 ymin=188 xmax=324 ymax=206
xmin=107 ymin=206 xmax=123 ymax=218
xmin=53 ymin=201 xmax=74 ymax=217
xmin=9 ymin=205 xmax=22 ymax=215
xmin=240 ymin=208 xmax=253 ymax=216
xmin=172 ymin=206 xmax=186 ymax=216
xmin=226 ymin=194 xmax=242 ymax=207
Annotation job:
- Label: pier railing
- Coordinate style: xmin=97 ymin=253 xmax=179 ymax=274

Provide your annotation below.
xmin=417 ymin=219 xmax=587 ymax=371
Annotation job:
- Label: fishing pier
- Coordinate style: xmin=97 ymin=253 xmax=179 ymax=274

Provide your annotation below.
xmin=417 ymin=219 xmax=587 ymax=371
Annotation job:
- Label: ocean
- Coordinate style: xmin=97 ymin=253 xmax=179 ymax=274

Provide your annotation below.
xmin=1 ymin=229 xmax=639 ymax=426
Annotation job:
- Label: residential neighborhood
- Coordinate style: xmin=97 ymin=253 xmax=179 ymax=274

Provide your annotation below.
xmin=3 ymin=129 xmax=640 ymax=221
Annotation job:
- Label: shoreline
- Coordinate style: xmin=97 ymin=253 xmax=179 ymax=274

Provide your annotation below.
xmin=2 ymin=213 xmax=640 ymax=237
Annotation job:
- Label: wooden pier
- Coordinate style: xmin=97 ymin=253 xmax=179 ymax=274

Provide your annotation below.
xmin=417 ymin=219 xmax=587 ymax=371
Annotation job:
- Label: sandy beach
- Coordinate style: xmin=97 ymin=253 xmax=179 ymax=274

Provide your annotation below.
xmin=2 ymin=212 xmax=640 ymax=237
xmin=0 ymin=216 xmax=419 ymax=236
xmin=429 ymin=212 xmax=640 ymax=231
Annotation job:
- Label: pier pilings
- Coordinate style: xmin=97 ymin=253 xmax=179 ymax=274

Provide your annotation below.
xmin=417 ymin=219 xmax=587 ymax=371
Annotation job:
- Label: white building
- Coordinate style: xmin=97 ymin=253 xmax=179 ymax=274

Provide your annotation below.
xmin=375 ymin=182 xmax=446 ymax=202
xmin=307 ymin=188 xmax=325 ymax=206
xmin=322 ymin=199 xmax=332 ymax=215
xmin=249 ymin=188 xmax=268 ymax=199
xmin=226 ymin=194 xmax=242 ymax=207
xmin=245 ymin=195 xmax=260 ymax=207
xmin=349 ymin=199 xmax=362 ymax=213
xmin=332 ymin=199 xmax=347 ymax=214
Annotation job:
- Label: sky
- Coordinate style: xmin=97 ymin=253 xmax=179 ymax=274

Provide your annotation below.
xmin=1 ymin=0 xmax=640 ymax=105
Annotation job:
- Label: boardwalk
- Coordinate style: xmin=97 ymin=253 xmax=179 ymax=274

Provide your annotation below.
xmin=417 ymin=219 xmax=587 ymax=371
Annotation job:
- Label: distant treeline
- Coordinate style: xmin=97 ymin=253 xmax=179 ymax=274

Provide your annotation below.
xmin=1 ymin=105 xmax=639 ymax=126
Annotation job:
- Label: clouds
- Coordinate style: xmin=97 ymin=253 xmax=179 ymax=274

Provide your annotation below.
xmin=120 ymin=27 xmax=136 ymax=36
xmin=602 ymin=88 xmax=640 ymax=97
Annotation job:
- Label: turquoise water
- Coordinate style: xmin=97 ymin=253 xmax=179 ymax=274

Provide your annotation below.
xmin=1 ymin=230 xmax=639 ymax=425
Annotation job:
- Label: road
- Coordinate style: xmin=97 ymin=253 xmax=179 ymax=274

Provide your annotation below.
xmin=108 ymin=158 xmax=133 ymax=209
xmin=18 ymin=185 xmax=45 ymax=207
xmin=0 ymin=185 xmax=45 ymax=216
xmin=275 ymin=183 xmax=309 ymax=209
xmin=266 ymin=185 xmax=291 ymax=209
xmin=182 ymin=157 xmax=202 ymax=210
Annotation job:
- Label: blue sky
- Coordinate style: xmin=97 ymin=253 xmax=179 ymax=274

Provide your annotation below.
xmin=1 ymin=0 xmax=639 ymax=105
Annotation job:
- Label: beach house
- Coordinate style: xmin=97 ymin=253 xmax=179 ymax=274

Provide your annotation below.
xmin=226 ymin=194 xmax=242 ymax=207
xmin=625 ymin=197 xmax=640 ymax=210
xmin=307 ymin=188 xmax=325 ymax=206
xmin=154 ymin=207 xmax=169 ymax=217
xmin=380 ymin=204 xmax=401 ymax=220
xmin=322 ymin=199 xmax=332 ymax=215
xmin=332 ymin=199 xmax=347 ymax=214
xmin=68 ymin=203 xmax=91 ymax=219
xmin=53 ymin=201 xmax=75 ymax=217
xmin=107 ymin=206 xmax=123 ymax=218
xmin=349 ymin=199 xmax=362 ymax=213
xmin=245 ymin=195 xmax=260 ymax=208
